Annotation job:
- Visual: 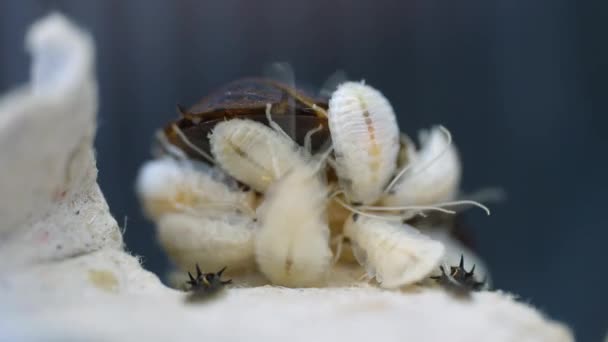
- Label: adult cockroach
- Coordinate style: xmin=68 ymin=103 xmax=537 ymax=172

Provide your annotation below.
xmin=159 ymin=78 xmax=331 ymax=163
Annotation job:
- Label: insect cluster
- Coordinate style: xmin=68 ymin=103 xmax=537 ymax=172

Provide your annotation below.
xmin=136 ymin=67 xmax=490 ymax=292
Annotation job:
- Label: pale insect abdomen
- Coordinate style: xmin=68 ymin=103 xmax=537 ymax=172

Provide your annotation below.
xmin=255 ymin=165 xmax=333 ymax=287
xmin=157 ymin=212 xmax=257 ymax=274
xmin=135 ymin=157 xmax=255 ymax=220
xmin=344 ymin=214 xmax=445 ymax=288
xmin=209 ymin=119 xmax=306 ymax=193
xmin=135 ymin=157 xmax=258 ymax=274
xmin=382 ymin=126 xmax=461 ymax=207
xmin=328 ymin=81 xmax=400 ymax=204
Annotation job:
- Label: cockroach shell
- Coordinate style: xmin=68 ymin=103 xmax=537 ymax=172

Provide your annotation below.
xmin=382 ymin=126 xmax=462 ymax=207
xmin=187 ymin=78 xmax=328 ymax=119
xmin=163 ymin=115 xmax=330 ymax=162
xmin=343 ymin=215 xmax=445 ymax=289
xmin=328 ymin=81 xmax=400 ymax=204
xmin=162 ymin=78 xmax=331 ymax=161
xmin=209 ymin=119 xmax=307 ymax=193
xmin=157 ymin=212 xmax=257 ymax=274
xmin=255 ymin=166 xmax=333 ymax=287
xmin=135 ymin=157 xmax=255 ymax=220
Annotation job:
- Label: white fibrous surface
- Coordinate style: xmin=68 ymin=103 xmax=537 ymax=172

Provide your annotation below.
xmin=0 ymin=12 xmax=119 ymax=271
xmin=0 ymin=12 xmax=573 ymax=342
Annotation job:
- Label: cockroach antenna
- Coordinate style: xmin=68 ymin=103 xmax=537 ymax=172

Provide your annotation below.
xmin=331 ymin=191 xmax=458 ymax=222
xmin=357 ymin=200 xmax=491 ymax=217
xmin=304 ymin=124 xmax=324 ymax=155
xmin=372 ymin=125 xmax=491 ymax=218
xmin=265 ymin=103 xmax=292 ymax=141
xmin=171 ymin=123 xmax=216 ymax=164
xmin=153 ymin=129 xmax=188 ymax=160
xmin=176 ymin=104 xmax=190 ymax=118
xmin=328 ymin=152 xmax=488 ymax=222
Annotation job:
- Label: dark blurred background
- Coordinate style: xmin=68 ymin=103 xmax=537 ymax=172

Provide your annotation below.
xmin=1 ymin=1 xmax=606 ymax=340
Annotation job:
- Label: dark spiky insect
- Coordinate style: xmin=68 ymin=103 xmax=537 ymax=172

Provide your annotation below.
xmin=431 ymin=255 xmax=486 ymax=296
xmin=184 ymin=264 xmax=232 ymax=301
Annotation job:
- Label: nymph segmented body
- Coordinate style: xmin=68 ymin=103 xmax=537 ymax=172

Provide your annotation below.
xmin=255 ymin=161 xmax=333 ymax=287
xmin=209 ymin=118 xmax=306 ymax=193
xmin=344 ymin=214 xmax=445 ymax=288
xmin=136 ymin=157 xmax=257 ymax=274
xmin=382 ymin=126 xmax=461 ymax=207
xmin=328 ymin=81 xmax=400 ymax=205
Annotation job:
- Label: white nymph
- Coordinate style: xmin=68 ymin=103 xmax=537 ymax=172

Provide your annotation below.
xmin=327 ymin=81 xmax=400 ymax=205
xmin=254 ymin=158 xmax=333 ymax=287
xmin=208 ymin=109 xmax=308 ymax=193
xmin=343 ymin=214 xmax=445 ymax=288
xmin=382 ymin=126 xmax=462 ymax=207
xmin=135 ymin=157 xmax=255 ymax=219
xmin=135 ymin=157 xmax=257 ymax=274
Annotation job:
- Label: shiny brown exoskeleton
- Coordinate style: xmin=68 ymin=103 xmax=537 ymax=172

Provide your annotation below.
xmin=160 ymin=78 xmax=331 ymax=163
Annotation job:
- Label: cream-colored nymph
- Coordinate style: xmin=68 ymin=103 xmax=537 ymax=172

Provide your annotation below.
xmin=209 ymin=107 xmax=334 ymax=287
xmin=208 ymin=112 xmax=308 ymax=194
xmin=135 ymin=157 xmax=258 ymax=274
xmin=327 ymin=81 xmax=400 ymax=205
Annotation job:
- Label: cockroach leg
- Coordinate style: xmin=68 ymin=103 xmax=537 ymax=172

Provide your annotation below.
xmin=154 ymin=130 xmax=188 ymax=160
xmin=171 ymin=123 xmax=216 ymax=164
xmin=304 ymin=124 xmax=324 ymax=155
xmin=265 ymin=103 xmax=292 ymax=141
